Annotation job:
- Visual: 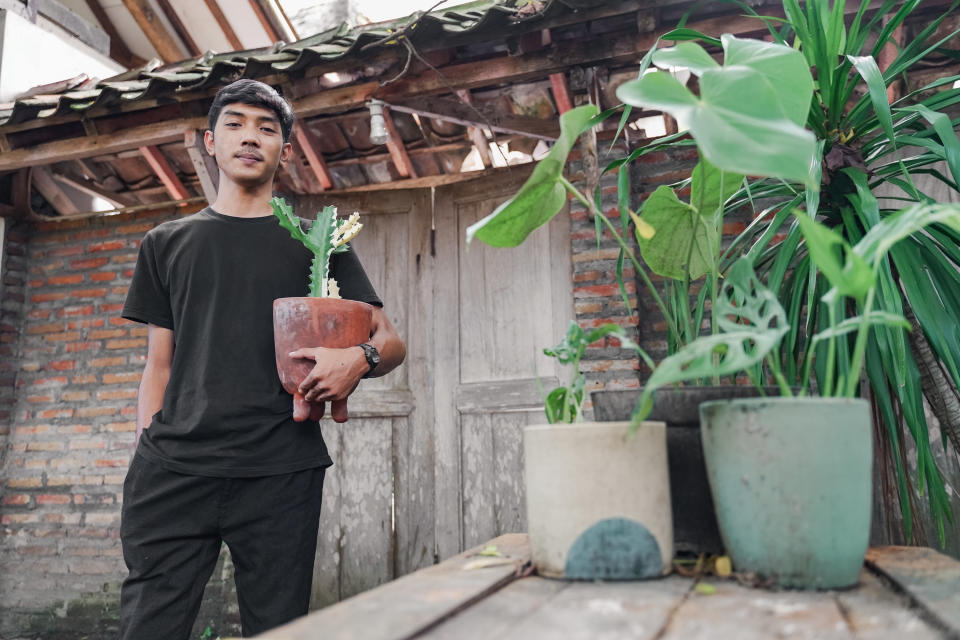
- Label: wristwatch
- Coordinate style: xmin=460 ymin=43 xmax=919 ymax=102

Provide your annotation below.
xmin=358 ymin=343 xmax=381 ymax=378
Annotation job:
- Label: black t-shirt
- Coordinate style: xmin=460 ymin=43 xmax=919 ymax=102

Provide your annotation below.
xmin=122 ymin=207 xmax=382 ymax=477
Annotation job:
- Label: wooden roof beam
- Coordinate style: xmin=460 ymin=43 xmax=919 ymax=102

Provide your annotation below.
xmin=50 ymin=169 xmax=137 ymax=209
xmin=249 ymin=0 xmax=283 ymax=43
xmin=84 ymin=0 xmax=147 ymax=68
xmin=139 ymin=145 xmax=191 ymax=201
xmin=31 ymin=167 xmax=80 ymax=215
xmin=184 ymin=130 xmax=219 ymax=203
xmin=385 ymin=98 xmax=559 ymax=141
xmin=122 ymin=0 xmax=185 ymax=63
xmin=455 ymin=90 xmax=492 ymax=169
xmin=382 ymin=106 xmax=417 ymax=179
xmin=156 ymin=0 xmax=202 ymax=58
xmin=294 ymin=124 xmax=335 ymax=190
xmin=203 ymin=0 xmax=244 ymax=50
xmin=549 ymin=72 xmax=573 ymax=114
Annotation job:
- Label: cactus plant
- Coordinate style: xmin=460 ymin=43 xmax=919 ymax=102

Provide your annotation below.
xmin=270 ymin=196 xmax=362 ymax=297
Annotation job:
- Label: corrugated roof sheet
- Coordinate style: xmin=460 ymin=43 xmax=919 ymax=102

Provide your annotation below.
xmin=0 ymin=0 xmax=595 ymax=129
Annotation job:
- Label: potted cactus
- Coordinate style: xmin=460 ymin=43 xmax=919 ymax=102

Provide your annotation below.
xmin=271 ymin=196 xmax=373 ymax=423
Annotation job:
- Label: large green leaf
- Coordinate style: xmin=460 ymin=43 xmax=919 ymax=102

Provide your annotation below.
xmin=632 ymin=258 xmax=788 ymax=426
xmin=616 ymin=36 xmax=816 ymax=185
xmin=691 ymin=156 xmax=744 ymax=219
xmin=793 ymin=212 xmax=875 ymax=302
xmin=636 ymin=186 xmax=706 ymax=280
xmin=466 ymin=104 xmax=598 ymax=247
xmin=652 ymin=42 xmax=719 ymax=75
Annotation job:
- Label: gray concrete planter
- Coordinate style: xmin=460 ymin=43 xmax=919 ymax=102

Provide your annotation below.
xmin=524 ymin=421 xmax=673 ymax=580
xmin=700 ymin=397 xmax=872 ymax=589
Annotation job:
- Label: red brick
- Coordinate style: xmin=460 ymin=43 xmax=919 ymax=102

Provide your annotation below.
xmin=25 ymin=395 xmax=53 ymax=404
xmin=45 ymin=245 xmax=84 ymax=258
xmin=44 ymin=331 xmax=81 ymax=342
xmin=69 ymin=439 xmax=105 ymax=450
xmin=37 ymin=408 xmax=74 ymax=419
xmin=31 ymin=292 xmax=69 ymax=303
xmin=65 ymin=318 xmax=105 ymax=330
xmin=102 ymin=422 xmax=136 ymax=433
xmin=57 ymin=424 xmax=92 ymax=434
xmin=70 ymin=288 xmax=108 ymax=299
xmin=99 ymin=303 xmax=124 ymax=313
xmin=90 ymin=272 xmax=117 ymax=282
xmin=70 ymin=257 xmax=109 ymax=270
xmin=36 ymin=494 xmax=71 ymax=505
xmin=94 ymin=458 xmax=128 ymax=467
xmin=7 ymin=477 xmax=43 ymax=488
xmin=88 ymin=329 xmax=125 ymax=340
xmin=78 ymin=407 xmax=117 ymax=418
xmin=27 ymin=309 xmax=53 ymax=320
xmin=575 ymin=302 xmax=603 ymax=314
xmin=47 ymin=360 xmax=76 ymax=371
xmin=28 ymin=279 xmax=44 ymax=288
xmin=2 ymin=494 xmax=31 ymax=506
xmin=110 ymin=286 xmax=128 ymax=295
xmin=29 ymin=376 xmax=67 ymax=387
xmin=110 ymin=254 xmax=137 ymax=265
xmin=574 ymin=283 xmax=636 ymax=298
xmin=72 ymin=374 xmax=97 ymax=384
xmin=105 ymin=339 xmax=146 ymax=350
xmin=47 ymin=274 xmax=84 ymax=286
xmin=103 ymin=372 xmax=140 ymax=385
xmin=96 ymin=389 xmax=137 ymax=401
xmin=65 ymin=342 xmax=99 ymax=353
xmin=90 ymin=357 xmax=125 ymax=368
xmin=58 ymin=305 xmax=95 ymax=317
xmin=115 ymin=222 xmax=155 ymax=234
xmin=87 ymin=240 xmax=126 ymax=252
xmin=129 ymin=327 xmax=149 ymax=337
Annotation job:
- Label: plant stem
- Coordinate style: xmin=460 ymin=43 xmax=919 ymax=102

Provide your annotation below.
xmin=766 ymin=353 xmax=793 ymax=397
xmin=824 ymin=300 xmax=837 ymax=396
xmin=559 ymin=175 xmax=679 ymax=346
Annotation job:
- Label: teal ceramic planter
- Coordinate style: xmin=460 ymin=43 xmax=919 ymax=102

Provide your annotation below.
xmin=699 ymin=397 xmax=872 ymax=589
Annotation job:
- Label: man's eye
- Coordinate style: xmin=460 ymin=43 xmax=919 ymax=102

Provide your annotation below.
xmin=226 ymin=122 xmax=240 ymax=127
xmin=261 ymin=127 xmax=276 ymax=133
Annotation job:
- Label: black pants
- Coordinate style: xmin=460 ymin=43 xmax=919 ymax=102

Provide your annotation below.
xmin=119 ymin=453 xmax=326 ymax=639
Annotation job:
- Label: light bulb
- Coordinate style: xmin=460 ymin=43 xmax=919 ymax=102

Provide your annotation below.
xmin=368 ymin=99 xmax=389 ymax=145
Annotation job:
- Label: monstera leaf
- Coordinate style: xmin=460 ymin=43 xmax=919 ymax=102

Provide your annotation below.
xmin=631 ymin=257 xmax=788 ymax=428
xmin=637 ymin=157 xmax=743 ymax=280
xmin=466 ymin=105 xmax=598 ymax=247
xmin=616 ymin=35 xmax=817 ymax=186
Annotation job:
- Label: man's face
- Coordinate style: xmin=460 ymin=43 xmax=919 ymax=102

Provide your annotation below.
xmin=205 ymin=102 xmax=292 ymax=187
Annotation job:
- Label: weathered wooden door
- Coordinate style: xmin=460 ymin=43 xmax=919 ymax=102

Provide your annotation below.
xmin=296 ymin=168 xmax=573 ymax=607
xmin=298 ymin=189 xmax=435 ymax=607
xmin=431 ymin=172 xmax=574 ymax=559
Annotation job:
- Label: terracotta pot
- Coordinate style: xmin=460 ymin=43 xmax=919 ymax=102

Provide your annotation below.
xmin=273 ymin=297 xmax=373 ymax=423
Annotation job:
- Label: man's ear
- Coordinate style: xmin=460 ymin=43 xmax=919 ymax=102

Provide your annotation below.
xmin=279 ymin=141 xmax=293 ymax=165
xmin=203 ymin=129 xmax=215 ymax=157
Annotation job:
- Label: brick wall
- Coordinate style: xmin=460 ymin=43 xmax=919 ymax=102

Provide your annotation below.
xmin=0 ymin=206 xmax=239 ymax=639
xmin=568 ymin=144 xmax=700 ymax=400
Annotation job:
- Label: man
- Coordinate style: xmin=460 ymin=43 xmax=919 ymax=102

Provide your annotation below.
xmin=118 ymin=79 xmax=405 ymax=639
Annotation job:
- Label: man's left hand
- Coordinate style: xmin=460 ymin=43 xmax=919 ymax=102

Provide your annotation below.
xmin=288 ymin=345 xmax=367 ymax=420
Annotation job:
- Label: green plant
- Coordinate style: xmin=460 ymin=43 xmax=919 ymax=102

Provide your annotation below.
xmin=539 ymin=321 xmax=653 ymax=423
xmin=271 ymin=196 xmax=362 ymax=297
xmin=620 ymin=0 xmax=960 ymax=539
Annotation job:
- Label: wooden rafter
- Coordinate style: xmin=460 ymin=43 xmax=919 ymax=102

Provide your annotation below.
xmin=386 ymin=97 xmax=559 ymax=141
xmin=549 ymin=72 xmax=573 ymax=114
xmin=51 ymin=169 xmax=136 ymax=209
xmin=249 ymin=0 xmax=282 ymax=43
xmin=122 ymin=0 xmax=185 ymax=63
xmin=294 ymin=124 xmax=335 ymax=191
xmin=286 ymin=137 xmax=322 ymax=193
xmin=183 ymin=130 xmax=219 ymax=203
xmin=156 ymin=0 xmax=201 ymax=58
xmin=382 ymin=106 xmax=417 ymax=179
xmin=203 ymin=0 xmax=243 ymax=50
xmin=31 ymin=167 xmax=80 ymax=215
xmin=83 ymin=0 xmax=147 ymax=68
xmin=455 ymin=90 xmax=492 ymax=168
xmin=139 ymin=146 xmax=191 ymax=201
xmin=272 ymin=0 xmax=299 ymax=41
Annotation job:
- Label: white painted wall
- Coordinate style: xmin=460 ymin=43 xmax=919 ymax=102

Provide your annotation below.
xmin=0 ymin=9 xmax=122 ymax=102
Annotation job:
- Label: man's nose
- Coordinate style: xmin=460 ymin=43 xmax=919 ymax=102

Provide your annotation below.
xmin=241 ymin=125 xmax=260 ymax=146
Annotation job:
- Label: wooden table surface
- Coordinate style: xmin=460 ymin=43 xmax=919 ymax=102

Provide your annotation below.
xmin=256 ymin=534 xmax=960 ymax=639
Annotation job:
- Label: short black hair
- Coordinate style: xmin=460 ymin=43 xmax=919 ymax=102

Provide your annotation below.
xmin=208 ymin=79 xmax=295 ymax=142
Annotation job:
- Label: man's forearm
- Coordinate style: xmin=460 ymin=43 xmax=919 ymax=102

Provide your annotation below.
xmin=364 ymin=308 xmax=405 ymax=379
xmin=136 ymin=365 xmax=169 ymax=445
